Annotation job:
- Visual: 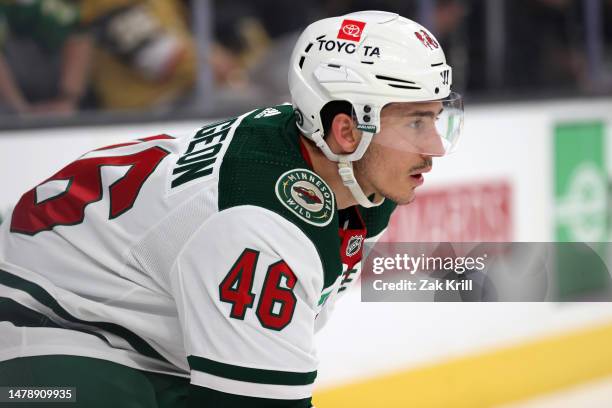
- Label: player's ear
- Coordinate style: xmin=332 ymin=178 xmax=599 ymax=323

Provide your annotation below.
xmin=329 ymin=113 xmax=361 ymax=154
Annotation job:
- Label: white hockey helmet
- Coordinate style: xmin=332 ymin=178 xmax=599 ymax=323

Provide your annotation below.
xmin=289 ymin=10 xmax=463 ymax=207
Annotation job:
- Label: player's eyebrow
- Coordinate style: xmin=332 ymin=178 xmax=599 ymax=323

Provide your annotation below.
xmin=408 ymin=107 xmax=444 ymax=117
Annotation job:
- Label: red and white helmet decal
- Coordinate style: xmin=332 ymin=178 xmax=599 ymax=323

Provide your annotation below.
xmin=337 ymin=19 xmax=366 ymax=42
xmin=415 ymin=29 xmax=439 ymax=50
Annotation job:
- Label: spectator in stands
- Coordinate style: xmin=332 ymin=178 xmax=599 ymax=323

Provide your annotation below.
xmin=80 ymin=0 xmax=196 ymax=111
xmin=209 ymin=0 xmax=322 ymax=106
xmin=0 ymin=0 xmax=93 ymax=116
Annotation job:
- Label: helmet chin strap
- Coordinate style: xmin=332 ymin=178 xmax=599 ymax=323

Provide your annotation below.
xmin=308 ymin=128 xmax=384 ymax=208
xmin=337 ymin=159 xmax=384 ymax=208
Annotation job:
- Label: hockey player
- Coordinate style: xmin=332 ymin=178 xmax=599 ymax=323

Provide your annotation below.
xmin=0 ymin=10 xmax=463 ymax=408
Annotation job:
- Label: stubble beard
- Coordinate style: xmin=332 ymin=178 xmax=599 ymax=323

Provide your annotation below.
xmin=354 ymin=145 xmax=430 ymax=205
xmin=354 ymin=144 xmax=412 ymax=205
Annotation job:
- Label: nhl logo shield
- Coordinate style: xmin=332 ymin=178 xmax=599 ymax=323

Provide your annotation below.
xmin=346 ymin=235 xmax=364 ymax=257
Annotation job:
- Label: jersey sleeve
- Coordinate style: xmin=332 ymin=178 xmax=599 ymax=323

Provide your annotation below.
xmin=171 ymin=205 xmax=323 ymax=407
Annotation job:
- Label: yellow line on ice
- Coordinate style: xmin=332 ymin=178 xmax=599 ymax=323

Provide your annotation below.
xmin=314 ymin=321 xmax=612 ymax=408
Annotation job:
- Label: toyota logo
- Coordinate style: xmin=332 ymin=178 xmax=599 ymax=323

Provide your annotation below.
xmin=342 ymin=24 xmax=361 ymax=37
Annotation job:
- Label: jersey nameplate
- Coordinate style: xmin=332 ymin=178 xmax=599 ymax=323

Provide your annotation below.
xmin=171 ymin=118 xmax=237 ymax=189
xmin=275 ymin=169 xmax=335 ymax=227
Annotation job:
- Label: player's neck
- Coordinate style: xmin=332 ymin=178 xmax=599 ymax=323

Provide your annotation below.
xmin=299 ymin=135 xmax=368 ymax=210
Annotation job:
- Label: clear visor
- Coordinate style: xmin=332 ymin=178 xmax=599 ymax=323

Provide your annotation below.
xmin=367 ymin=92 xmax=464 ymax=156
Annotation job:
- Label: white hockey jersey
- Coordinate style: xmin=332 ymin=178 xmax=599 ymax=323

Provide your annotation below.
xmin=0 ymin=105 xmax=396 ymax=401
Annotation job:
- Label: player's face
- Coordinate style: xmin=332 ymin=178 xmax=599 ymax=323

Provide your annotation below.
xmin=354 ymin=101 xmax=442 ymax=204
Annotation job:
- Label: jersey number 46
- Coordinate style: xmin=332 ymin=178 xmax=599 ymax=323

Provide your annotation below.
xmin=220 ymin=249 xmax=297 ymax=331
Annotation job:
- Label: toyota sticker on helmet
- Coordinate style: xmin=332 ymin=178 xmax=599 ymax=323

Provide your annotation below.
xmin=337 ymin=19 xmax=366 ymax=42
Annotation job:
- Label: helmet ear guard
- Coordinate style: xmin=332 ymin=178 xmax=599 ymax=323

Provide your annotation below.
xmin=289 ymin=10 xmax=463 ymax=207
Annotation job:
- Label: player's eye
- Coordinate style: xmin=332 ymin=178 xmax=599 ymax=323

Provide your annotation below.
xmin=408 ymin=119 xmax=424 ymax=130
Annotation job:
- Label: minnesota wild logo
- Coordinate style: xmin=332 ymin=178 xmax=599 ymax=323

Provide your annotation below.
xmin=275 ymin=169 xmax=335 ymax=226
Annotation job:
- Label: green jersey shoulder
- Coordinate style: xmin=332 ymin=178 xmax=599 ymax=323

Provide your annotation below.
xmin=217 ymin=105 xmax=342 ymax=288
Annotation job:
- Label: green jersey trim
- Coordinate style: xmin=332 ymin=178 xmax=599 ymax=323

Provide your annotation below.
xmin=0 ymin=297 xmax=111 ymax=345
xmin=0 ymin=269 xmax=170 ymax=364
xmin=188 ymin=356 xmax=317 ymax=386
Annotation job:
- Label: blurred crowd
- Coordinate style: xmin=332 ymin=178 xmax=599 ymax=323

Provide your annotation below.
xmin=0 ymin=0 xmax=611 ymax=119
